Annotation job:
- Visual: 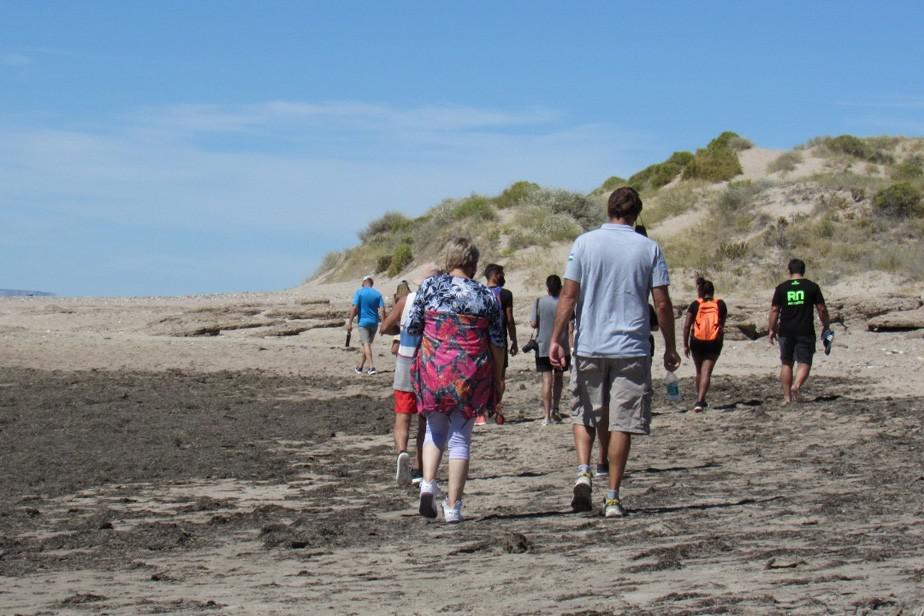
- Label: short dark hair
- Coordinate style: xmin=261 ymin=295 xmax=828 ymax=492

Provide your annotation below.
xmin=788 ymin=258 xmax=806 ymax=275
xmin=483 ymin=263 xmax=503 ymax=280
xmin=696 ymin=276 xmax=715 ymax=299
xmin=546 ymin=274 xmax=562 ymax=297
xmin=608 ymin=186 xmax=643 ymax=220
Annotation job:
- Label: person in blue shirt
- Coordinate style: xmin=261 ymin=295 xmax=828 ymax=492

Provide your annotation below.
xmin=347 ymin=275 xmax=386 ymax=375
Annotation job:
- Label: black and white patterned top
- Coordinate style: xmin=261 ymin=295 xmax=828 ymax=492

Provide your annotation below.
xmin=406 ymin=274 xmax=505 ymax=347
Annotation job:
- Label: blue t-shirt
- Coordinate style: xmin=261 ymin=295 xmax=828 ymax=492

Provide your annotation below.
xmin=564 ymin=223 xmax=670 ymax=358
xmin=352 ymin=287 xmax=384 ymax=328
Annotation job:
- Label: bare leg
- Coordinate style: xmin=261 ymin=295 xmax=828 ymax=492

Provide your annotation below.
xmin=780 ymin=361 xmax=794 ymax=403
xmin=573 ymin=423 xmax=595 ymax=467
xmin=394 ymin=413 xmax=411 ymax=452
xmin=552 ymin=370 xmax=563 ymax=414
xmin=446 ymin=458 xmax=469 ymax=507
xmin=356 ymin=347 xmax=366 ymax=370
xmin=363 ymin=343 xmax=375 ymax=370
xmin=541 ymin=372 xmax=553 ymax=421
xmin=698 ymin=358 xmax=717 ymax=402
xmin=596 ymin=408 xmax=610 ymax=467
xmin=692 ymin=354 xmax=704 ymax=397
xmin=792 ymin=363 xmax=811 ymax=402
xmin=607 ymin=431 xmax=632 ymax=492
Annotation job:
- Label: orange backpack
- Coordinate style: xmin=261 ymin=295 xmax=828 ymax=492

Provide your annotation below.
xmin=692 ymin=298 xmax=721 ymax=342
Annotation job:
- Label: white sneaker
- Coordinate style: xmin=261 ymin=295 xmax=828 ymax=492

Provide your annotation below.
xmin=541 ymin=418 xmax=551 ymax=426
xmin=443 ymin=499 xmax=463 ymax=523
xmin=571 ymin=471 xmax=593 ymax=512
xmin=395 ymin=452 xmax=411 ymax=486
xmin=418 ymin=479 xmax=440 ymax=519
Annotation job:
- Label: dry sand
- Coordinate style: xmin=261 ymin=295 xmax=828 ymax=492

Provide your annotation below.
xmin=1 ymin=278 xmax=924 ymax=615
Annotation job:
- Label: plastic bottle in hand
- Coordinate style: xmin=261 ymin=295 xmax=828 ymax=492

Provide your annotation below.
xmin=665 ymin=370 xmax=680 ymax=402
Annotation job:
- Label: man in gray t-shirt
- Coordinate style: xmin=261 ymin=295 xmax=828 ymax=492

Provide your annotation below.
xmin=550 ymin=186 xmax=681 ymax=519
xmin=529 ymin=275 xmax=572 ymax=425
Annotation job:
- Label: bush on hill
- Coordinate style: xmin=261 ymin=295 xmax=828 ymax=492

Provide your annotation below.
xmin=891 ymin=158 xmax=924 ymax=181
xmin=452 ymin=195 xmax=497 ymax=221
xmin=873 ymin=182 xmax=923 ymax=218
xmin=592 ymin=175 xmax=628 ymax=195
xmin=811 ymin=135 xmax=895 ymax=164
xmin=495 ymin=181 xmax=540 ymax=208
xmin=387 ymin=243 xmax=414 ymax=277
xmin=359 ymin=211 xmax=412 ymax=241
xmin=628 ymin=151 xmax=694 ymax=191
xmin=682 ymin=132 xmax=744 ymax=182
xmin=768 ymin=151 xmax=803 ymax=175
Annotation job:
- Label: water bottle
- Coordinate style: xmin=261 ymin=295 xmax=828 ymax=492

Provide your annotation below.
xmin=665 ymin=370 xmax=680 ymax=402
xmin=822 ymin=329 xmax=834 ymax=355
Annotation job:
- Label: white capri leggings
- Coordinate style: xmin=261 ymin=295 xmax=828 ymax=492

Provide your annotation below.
xmin=423 ymin=411 xmax=475 ymax=460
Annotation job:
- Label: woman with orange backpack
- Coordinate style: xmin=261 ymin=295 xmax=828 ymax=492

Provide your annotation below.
xmin=682 ymin=277 xmax=728 ymax=413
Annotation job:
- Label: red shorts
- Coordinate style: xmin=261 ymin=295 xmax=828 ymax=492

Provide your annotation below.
xmin=394 ymin=390 xmax=417 ymax=414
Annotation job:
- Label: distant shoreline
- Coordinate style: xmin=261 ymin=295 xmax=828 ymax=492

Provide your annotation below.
xmin=0 ymin=289 xmax=54 ymax=297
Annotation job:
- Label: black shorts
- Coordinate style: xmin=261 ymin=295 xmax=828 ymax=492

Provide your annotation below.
xmin=779 ymin=335 xmax=815 ymax=365
xmin=690 ymin=338 xmax=723 ymax=359
xmin=536 ymin=355 xmax=570 ymax=373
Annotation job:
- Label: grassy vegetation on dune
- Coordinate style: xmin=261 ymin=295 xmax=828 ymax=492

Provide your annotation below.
xmin=311 ymin=134 xmax=924 ymax=291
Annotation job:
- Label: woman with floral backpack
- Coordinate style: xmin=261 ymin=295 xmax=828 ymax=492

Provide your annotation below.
xmin=682 ymin=277 xmax=728 ymax=413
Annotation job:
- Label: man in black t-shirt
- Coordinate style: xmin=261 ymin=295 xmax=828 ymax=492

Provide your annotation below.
xmin=768 ymin=258 xmax=830 ymax=404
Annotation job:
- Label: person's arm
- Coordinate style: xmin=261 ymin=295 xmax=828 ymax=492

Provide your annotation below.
xmin=768 ymin=305 xmax=780 ymax=344
xmin=816 ymin=303 xmax=830 ymax=332
xmin=529 ymin=298 xmax=538 ymax=329
xmin=379 ymin=295 xmax=406 ymax=336
xmin=347 ymin=305 xmax=358 ymax=331
xmin=550 ymin=280 xmax=579 ymax=368
xmin=681 ymin=311 xmax=693 ymax=358
xmin=504 ymin=293 xmax=518 ymax=356
xmin=652 ymin=285 xmax=680 ymax=372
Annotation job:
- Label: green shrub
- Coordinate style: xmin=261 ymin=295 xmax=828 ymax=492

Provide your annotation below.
xmin=891 ymin=158 xmax=924 ymax=181
xmin=683 ymin=133 xmax=744 ymax=182
xmin=594 ymin=175 xmax=628 ymax=195
xmin=717 ymin=180 xmax=764 ymax=215
xmin=768 ymin=151 xmax=803 ymax=175
xmin=453 ymin=195 xmax=497 ymax=221
xmin=494 ymin=181 xmax=540 ymax=208
xmin=531 ymin=189 xmax=602 ymax=230
xmin=642 ymin=184 xmax=699 ymax=226
xmin=375 ymin=254 xmax=392 ymax=273
xmin=628 ymin=151 xmax=693 ymax=190
xmin=716 ymin=240 xmax=749 ymax=261
xmin=387 ymin=243 xmax=413 ymax=277
xmin=359 ymin=211 xmax=412 ymax=241
xmin=872 ymin=182 xmax=923 ymax=218
xmin=815 ymin=135 xmax=894 ymax=164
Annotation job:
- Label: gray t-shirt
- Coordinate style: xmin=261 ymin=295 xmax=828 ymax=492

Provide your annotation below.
xmin=530 ymin=295 xmax=570 ymax=358
xmin=563 ymin=223 xmax=670 ymax=358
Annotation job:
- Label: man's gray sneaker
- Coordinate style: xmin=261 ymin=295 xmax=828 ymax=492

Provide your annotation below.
xmin=396 ymin=451 xmax=411 ymax=486
xmin=603 ymin=496 xmax=627 ymax=518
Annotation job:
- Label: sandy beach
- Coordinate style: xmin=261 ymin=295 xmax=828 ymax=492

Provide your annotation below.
xmin=2 ymin=278 xmax=924 ymax=615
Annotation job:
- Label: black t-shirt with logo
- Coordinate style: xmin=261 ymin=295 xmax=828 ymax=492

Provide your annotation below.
xmin=771 ymin=278 xmax=825 ymax=338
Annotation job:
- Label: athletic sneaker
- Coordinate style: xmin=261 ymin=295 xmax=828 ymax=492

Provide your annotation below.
xmin=541 ymin=418 xmax=551 ymax=426
xmin=442 ymin=499 xmax=463 ymax=523
xmin=571 ymin=471 xmax=593 ymax=512
xmin=692 ymin=400 xmax=706 ymax=413
xmin=594 ymin=464 xmax=609 ymax=479
xmin=395 ymin=451 xmax=411 ymax=486
xmin=354 ymin=366 xmax=363 ymax=375
xmin=410 ymin=470 xmax=423 ymax=486
xmin=551 ymin=409 xmax=563 ymax=423
xmin=418 ymin=480 xmax=441 ymax=519
xmin=603 ymin=496 xmax=627 ymax=518
xmin=366 ymin=367 xmax=377 ymax=376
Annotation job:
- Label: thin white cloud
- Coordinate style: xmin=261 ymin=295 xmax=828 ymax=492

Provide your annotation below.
xmin=0 ymin=99 xmax=647 ymax=293
xmin=0 ymin=52 xmax=32 ymax=67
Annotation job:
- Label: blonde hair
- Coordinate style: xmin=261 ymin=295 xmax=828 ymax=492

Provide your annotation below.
xmin=443 ymin=237 xmax=479 ymax=273
xmin=394 ymin=280 xmax=411 ymax=302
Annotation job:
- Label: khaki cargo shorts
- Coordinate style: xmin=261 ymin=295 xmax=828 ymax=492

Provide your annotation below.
xmin=358 ymin=325 xmax=377 ymax=345
xmin=570 ymin=355 xmax=652 ymax=435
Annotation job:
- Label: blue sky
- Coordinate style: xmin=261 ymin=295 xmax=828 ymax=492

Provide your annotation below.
xmin=2 ymin=1 xmax=922 ymax=296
